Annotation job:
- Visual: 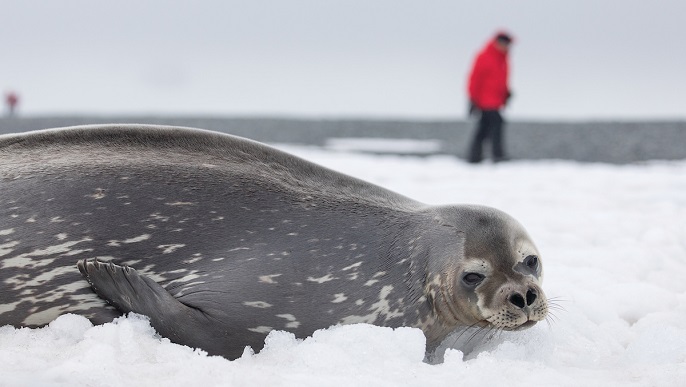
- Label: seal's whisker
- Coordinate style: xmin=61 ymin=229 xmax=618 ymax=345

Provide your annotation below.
xmin=485 ymin=326 xmax=501 ymax=341
xmin=545 ymin=311 xmax=561 ymax=324
xmin=449 ymin=322 xmax=483 ymax=348
xmin=465 ymin=325 xmax=488 ymax=345
xmin=546 ymin=302 xmax=567 ymax=312
xmin=448 ymin=328 xmax=468 ymax=349
xmin=546 ymin=297 xmax=566 ymax=306
xmin=544 ymin=316 xmax=554 ymax=330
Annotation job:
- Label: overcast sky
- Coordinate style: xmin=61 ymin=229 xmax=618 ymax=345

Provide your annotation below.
xmin=1 ymin=0 xmax=684 ymax=120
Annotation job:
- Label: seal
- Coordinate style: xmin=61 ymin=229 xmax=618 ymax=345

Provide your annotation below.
xmin=0 ymin=124 xmax=548 ymax=359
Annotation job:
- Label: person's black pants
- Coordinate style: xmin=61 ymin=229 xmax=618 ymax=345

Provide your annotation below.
xmin=468 ymin=109 xmax=506 ymax=163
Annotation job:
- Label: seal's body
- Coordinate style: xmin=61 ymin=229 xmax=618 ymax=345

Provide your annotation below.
xmin=0 ymin=125 xmax=547 ymax=359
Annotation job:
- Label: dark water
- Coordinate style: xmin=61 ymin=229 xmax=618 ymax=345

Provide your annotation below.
xmin=1 ymin=116 xmax=684 ymax=163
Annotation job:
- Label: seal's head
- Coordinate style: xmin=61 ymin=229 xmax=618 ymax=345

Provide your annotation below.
xmin=428 ymin=205 xmax=548 ymax=332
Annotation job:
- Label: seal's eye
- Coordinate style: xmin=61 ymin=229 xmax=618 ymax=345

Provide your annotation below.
xmin=462 ymin=273 xmax=485 ymax=287
xmin=524 ymin=255 xmax=539 ymax=270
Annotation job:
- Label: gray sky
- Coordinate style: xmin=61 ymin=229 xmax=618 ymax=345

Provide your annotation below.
xmin=1 ymin=0 xmax=684 ymax=120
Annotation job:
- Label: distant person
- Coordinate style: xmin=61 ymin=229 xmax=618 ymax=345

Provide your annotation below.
xmin=5 ymin=92 xmax=19 ymax=117
xmin=466 ymin=31 xmax=513 ymax=163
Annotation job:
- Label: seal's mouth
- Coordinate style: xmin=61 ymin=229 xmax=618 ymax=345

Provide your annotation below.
xmin=490 ymin=319 xmax=537 ymax=331
xmin=513 ymin=320 xmax=537 ymax=331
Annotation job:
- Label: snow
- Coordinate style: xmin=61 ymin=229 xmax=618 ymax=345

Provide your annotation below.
xmin=324 ymin=138 xmax=442 ymax=154
xmin=2 ymin=145 xmax=686 ymax=386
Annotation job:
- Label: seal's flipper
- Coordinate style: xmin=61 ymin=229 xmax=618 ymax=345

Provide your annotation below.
xmin=76 ymin=258 xmax=243 ymax=358
xmin=77 ymin=258 xmax=187 ymax=318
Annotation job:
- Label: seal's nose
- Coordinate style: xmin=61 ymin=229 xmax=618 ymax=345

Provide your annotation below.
xmin=508 ymin=288 xmax=537 ymax=309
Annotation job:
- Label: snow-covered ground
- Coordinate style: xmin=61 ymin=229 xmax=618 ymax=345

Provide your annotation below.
xmin=323 ymin=138 xmax=443 ymax=154
xmin=2 ymin=144 xmax=685 ymax=386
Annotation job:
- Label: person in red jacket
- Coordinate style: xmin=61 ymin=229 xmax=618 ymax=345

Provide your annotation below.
xmin=467 ymin=31 xmax=513 ymax=163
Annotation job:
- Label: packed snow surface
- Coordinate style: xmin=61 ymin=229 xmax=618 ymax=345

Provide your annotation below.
xmin=2 ymin=145 xmax=685 ymax=386
xmin=324 ymin=138 xmax=443 ymax=154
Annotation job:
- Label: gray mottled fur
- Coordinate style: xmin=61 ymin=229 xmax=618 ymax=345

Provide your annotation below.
xmin=0 ymin=124 xmax=545 ymax=359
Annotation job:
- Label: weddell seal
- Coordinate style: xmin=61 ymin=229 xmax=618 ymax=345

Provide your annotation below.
xmin=0 ymin=124 xmax=548 ymax=359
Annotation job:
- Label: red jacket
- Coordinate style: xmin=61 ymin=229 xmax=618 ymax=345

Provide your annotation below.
xmin=467 ymin=38 xmax=510 ymax=110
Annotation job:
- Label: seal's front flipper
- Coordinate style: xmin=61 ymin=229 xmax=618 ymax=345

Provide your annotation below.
xmin=77 ymin=258 xmax=161 ymax=314
xmin=76 ymin=258 xmax=241 ymax=358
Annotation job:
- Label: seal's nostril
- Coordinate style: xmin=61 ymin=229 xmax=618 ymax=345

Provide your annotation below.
xmin=509 ymin=293 xmax=525 ymax=308
xmin=526 ymin=289 xmax=537 ymax=306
